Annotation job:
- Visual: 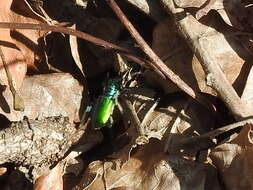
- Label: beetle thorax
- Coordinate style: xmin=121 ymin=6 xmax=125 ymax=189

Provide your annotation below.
xmin=104 ymin=79 xmax=120 ymax=99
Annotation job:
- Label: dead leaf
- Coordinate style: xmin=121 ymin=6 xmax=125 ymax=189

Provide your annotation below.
xmin=76 ymin=140 xmax=220 ymax=190
xmin=0 ymin=73 xmax=84 ymax=122
xmin=211 ymin=143 xmax=253 ymax=189
xmin=69 ymin=24 xmax=86 ymax=77
xmin=0 ymin=167 xmax=7 ymax=175
xmin=0 ymin=0 xmax=47 ymax=89
xmin=33 ymin=162 xmax=64 ymax=190
xmin=150 ymin=19 xmax=213 ymax=94
xmin=210 ymin=123 xmax=253 ymax=189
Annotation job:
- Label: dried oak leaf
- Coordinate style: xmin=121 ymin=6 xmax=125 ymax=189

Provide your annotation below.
xmin=210 ymin=124 xmax=253 ymax=189
xmin=0 ymin=73 xmax=84 ymax=122
xmin=0 ymin=0 xmax=46 ymax=89
xmin=76 ymin=140 xmax=220 ymax=190
xmin=33 ymin=162 xmax=64 ymax=190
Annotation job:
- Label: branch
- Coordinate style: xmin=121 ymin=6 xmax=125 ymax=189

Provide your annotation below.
xmin=0 ymin=117 xmax=74 ymax=166
xmin=177 ymin=118 xmax=253 ymax=151
xmin=106 ymin=0 xmax=197 ymax=100
xmin=160 ymin=0 xmax=253 ymax=119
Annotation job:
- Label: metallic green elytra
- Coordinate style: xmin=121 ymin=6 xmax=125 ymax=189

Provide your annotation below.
xmin=92 ymin=78 xmax=120 ymax=129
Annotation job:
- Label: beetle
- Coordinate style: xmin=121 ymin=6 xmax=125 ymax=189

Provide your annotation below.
xmin=91 ymin=77 xmax=121 ymax=129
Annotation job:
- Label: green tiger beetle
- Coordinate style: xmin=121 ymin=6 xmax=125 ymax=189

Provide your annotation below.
xmin=91 ymin=77 xmax=121 ymax=130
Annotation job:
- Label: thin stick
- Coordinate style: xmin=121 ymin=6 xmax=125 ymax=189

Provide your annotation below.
xmin=119 ymin=96 xmax=144 ymax=135
xmin=106 ymin=0 xmax=197 ymax=100
xmin=0 ymin=22 xmax=147 ymax=67
xmin=0 ymin=46 xmax=24 ymax=111
xmin=179 ymin=118 xmax=253 ymax=148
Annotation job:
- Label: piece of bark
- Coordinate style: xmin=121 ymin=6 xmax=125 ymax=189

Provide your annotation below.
xmin=0 ymin=116 xmax=74 ymax=178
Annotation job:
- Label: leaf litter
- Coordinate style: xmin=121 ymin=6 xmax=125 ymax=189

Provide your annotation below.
xmin=0 ymin=0 xmax=252 ymax=190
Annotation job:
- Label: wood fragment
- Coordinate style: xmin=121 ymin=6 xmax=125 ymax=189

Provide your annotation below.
xmin=0 ymin=46 xmax=24 ymax=111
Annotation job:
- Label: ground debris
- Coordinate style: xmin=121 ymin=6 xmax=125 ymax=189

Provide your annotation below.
xmin=0 ymin=116 xmax=75 ymax=178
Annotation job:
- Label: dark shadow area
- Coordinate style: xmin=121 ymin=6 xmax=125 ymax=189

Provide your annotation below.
xmin=11 ymin=0 xmax=43 ymax=21
xmin=0 ymin=163 xmax=33 ymax=190
xmin=0 ymin=114 xmax=11 ymax=130
xmin=0 ymin=86 xmax=11 ymax=114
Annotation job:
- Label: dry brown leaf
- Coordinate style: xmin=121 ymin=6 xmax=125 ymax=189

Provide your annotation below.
xmin=33 ymin=162 xmax=64 ymax=190
xmin=0 ymin=0 xmax=47 ymax=89
xmin=210 ymin=123 xmax=253 ymax=189
xmin=0 ymin=73 xmax=83 ymax=122
xmin=69 ymin=24 xmax=86 ymax=77
xmin=76 ymin=140 xmax=220 ymax=190
xmin=0 ymin=167 xmax=7 ymax=175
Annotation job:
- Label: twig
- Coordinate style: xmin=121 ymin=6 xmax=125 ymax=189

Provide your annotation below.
xmin=178 ymin=118 xmax=253 ymax=149
xmin=0 ymin=46 xmax=24 ymax=111
xmin=119 ymin=96 xmax=144 ymax=135
xmin=0 ymin=22 xmax=147 ymax=67
xmin=105 ymin=0 xmax=197 ymax=100
xmin=119 ymin=96 xmax=149 ymax=144
xmin=164 ymin=99 xmax=191 ymax=152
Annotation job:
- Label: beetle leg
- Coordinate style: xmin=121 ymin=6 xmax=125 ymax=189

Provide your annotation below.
xmin=107 ymin=116 xmax=114 ymax=128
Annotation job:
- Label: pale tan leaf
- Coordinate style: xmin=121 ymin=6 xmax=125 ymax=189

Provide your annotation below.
xmin=0 ymin=73 xmax=83 ymax=122
xmin=69 ymin=24 xmax=86 ymax=77
xmin=174 ymin=0 xmax=207 ymax=8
